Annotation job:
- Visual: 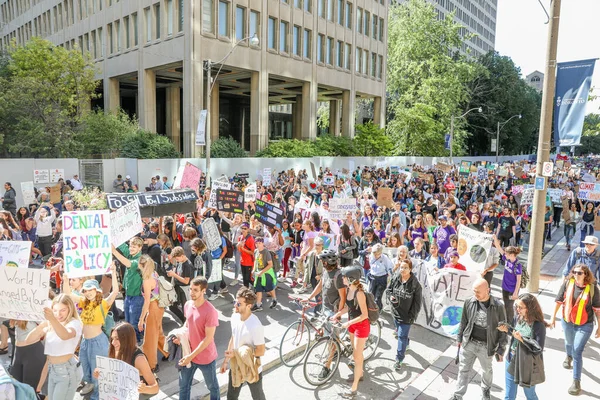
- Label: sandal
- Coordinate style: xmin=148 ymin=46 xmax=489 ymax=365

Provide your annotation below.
xmin=0 ymin=347 xmax=8 ymax=355
xmin=339 ymin=390 xmax=357 ymax=399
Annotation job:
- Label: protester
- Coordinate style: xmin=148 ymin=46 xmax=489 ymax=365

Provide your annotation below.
xmin=1 ymin=182 xmax=17 ymax=216
xmin=493 ymin=237 xmax=523 ymax=323
xmin=562 ymin=235 xmax=600 ymax=281
xmin=368 ymin=243 xmax=394 ymax=310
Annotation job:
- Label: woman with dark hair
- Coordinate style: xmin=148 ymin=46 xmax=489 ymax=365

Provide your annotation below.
xmin=550 ymin=264 xmax=600 ymax=395
xmin=498 ymin=293 xmax=548 ymax=399
xmin=578 ymin=200 xmax=599 ymax=247
xmin=16 ymin=207 xmax=30 ymax=231
xmin=311 ymin=211 xmax=322 ymax=232
xmin=338 ymin=223 xmax=356 ymax=267
xmin=94 ymin=323 xmax=159 ymax=399
xmin=280 ymin=219 xmax=294 ymax=280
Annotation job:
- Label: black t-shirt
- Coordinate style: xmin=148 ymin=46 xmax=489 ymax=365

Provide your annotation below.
xmin=470 ymin=298 xmax=490 ymax=343
xmin=498 ymin=216 xmax=516 ymax=237
xmin=322 ymin=268 xmax=344 ymax=311
xmin=422 ymin=204 xmax=437 ymax=216
xmin=174 ymin=260 xmax=193 ymax=287
xmin=147 ymin=244 xmax=163 ymax=275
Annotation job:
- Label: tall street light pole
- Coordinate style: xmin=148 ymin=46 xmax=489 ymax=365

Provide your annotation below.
xmin=496 ymin=114 xmax=522 ymax=163
xmin=205 ymin=34 xmax=259 ymax=187
xmin=527 ymin=0 xmax=561 ymax=293
xmin=450 ymin=107 xmax=482 ymax=164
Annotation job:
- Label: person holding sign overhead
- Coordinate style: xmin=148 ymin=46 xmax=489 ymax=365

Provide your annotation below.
xmin=63 ymin=263 xmax=119 ymax=400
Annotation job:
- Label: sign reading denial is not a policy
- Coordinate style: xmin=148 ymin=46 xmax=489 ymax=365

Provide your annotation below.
xmin=63 ymin=210 xmax=112 ymax=278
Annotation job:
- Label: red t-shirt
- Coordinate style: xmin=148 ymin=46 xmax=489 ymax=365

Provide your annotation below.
xmin=239 ymin=234 xmax=255 ymax=267
xmin=184 ymin=300 xmax=219 ymax=365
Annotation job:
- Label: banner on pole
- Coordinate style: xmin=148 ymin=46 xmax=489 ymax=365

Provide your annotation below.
xmin=554 ymin=59 xmax=596 ymax=146
xmin=195 ymin=110 xmax=207 ymax=146
xmin=62 ymin=211 xmax=112 ymax=278
xmin=110 ymin=201 xmax=143 ymax=247
xmin=0 ymin=267 xmax=50 ymax=322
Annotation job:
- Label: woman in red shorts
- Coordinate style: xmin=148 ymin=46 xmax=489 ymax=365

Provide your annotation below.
xmin=333 ymin=266 xmax=370 ymax=399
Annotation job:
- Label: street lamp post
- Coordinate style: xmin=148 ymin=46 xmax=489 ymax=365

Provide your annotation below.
xmin=204 ymin=34 xmax=259 ymax=187
xmin=450 ymin=107 xmax=482 ymax=164
xmin=496 ymin=114 xmax=522 ymax=163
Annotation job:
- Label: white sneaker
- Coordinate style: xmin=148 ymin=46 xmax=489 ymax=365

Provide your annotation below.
xmin=294 ymin=286 xmax=308 ymax=294
xmin=208 ymin=294 xmax=219 ymax=301
xmin=277 ymin=277 xmax=286 ymax=283
xmin=229 ymin=279 xmax=238 ymax=286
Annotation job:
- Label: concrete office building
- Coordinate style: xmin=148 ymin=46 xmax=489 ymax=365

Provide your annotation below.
xmin=400 ymin=0 xmax=497 ymax=57
xmin=0 ymin=0 xmax=387 ymax=156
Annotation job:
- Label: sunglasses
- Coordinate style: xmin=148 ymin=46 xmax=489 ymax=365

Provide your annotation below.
xmin=573 ymin=270 xmax=585 ymax=276
xmin=235 ymin=301 xmax=243 ymax=307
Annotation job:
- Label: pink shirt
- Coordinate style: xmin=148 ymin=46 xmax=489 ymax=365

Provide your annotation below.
xmin=184 ymin=299 xmax=219 ymax=365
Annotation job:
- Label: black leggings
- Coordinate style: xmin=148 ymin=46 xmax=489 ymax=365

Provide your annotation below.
xmin=241 ymin=265 xmax=253 ymax=288
xmin=12 ymin=341 xmax=45 ymax=389
xmin=38 ymin=235 xmax=53 ymax=256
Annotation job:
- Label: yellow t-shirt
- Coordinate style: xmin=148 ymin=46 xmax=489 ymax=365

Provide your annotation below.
xmin=78 ymin=299 xmax=110 ymax=326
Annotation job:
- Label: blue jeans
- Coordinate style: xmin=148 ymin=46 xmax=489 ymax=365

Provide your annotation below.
xmin=369 ymin=274 xmax=388 ymax=310
xmin=124 ymin=295 xmax=144 ymax=342
xmin=179 ymin=359 xmax=220 ymax=400
xmin=564 ymin=224 xmax=576 ymax=247
xmin=80 ymin=333 xmax=109 ymax=400
xmin=48 ymin=357 xmax=82 ymax=400
xmin=505 ymin=360 xmax=538 ymax=399
xmin=393 ymin=320 xmax=411 ymax=363
xmin=580 ymin=225 xmax=594 ymax=247
xmin=233 ymin=248 xmax=242 ymax=279
xmin=562 ymin=319 xmax=594 ymax=381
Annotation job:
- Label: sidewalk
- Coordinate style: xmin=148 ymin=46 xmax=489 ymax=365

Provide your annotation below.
xmin=398 ymin=227 xmax=600 ymax=400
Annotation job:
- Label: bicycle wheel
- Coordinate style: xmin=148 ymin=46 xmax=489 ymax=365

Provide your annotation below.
xmin=363 ymin=319 xmax=382 ymax=361
xmin=280 ymin=320 xmax=311 ymax=367
xmin=303 ymin=337 xmax=341 ymax=386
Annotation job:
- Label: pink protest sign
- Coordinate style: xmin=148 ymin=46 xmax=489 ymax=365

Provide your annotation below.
xmin=174 ymin=162 xmax=202 ymax=191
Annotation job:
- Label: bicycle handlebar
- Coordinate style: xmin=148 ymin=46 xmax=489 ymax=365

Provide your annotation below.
xmin=288 ymin=295 xmax=322 ymax=309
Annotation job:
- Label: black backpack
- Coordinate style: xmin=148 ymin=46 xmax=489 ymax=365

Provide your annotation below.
xmin=270 ymin=251 xmax=281 ymax=273
xmin=354 ymin=290 xmax=379 ymax=323
xmin=352 ymin=236 xmax=360 ymax=259
xmin=224 ymin=236 xmax=234 ymax=259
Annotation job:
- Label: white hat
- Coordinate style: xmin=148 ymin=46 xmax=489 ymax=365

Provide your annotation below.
xmin=582 ymin=236 xmax=599 ymax=245
xmin=126 ymin=175 xmax=131 ymax=179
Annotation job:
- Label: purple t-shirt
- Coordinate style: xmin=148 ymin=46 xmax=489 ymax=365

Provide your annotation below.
xmin=409 ymin=227 xmax=425 ymax=246
xmin=433 ymin=225 xmax=456 ymax=254
xmin=501 ymin=254 xmax=522 ymax=292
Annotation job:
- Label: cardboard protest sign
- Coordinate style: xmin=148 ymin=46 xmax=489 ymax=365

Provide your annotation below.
xmin=208 ymin=259 xmax=223 ymax=283
xmin=201 ymin=218 xmax=222 ymax=251
xmin=62 ymin=211 xmax=112 ymax=278
xmin=173 ymin=162 xmax=202 ymax=191
xmin=208 ymin=180 xmax=231 ymax=209
xmin=0 ymin=241 xmax=32 ymax=268
xmin=216 ymin=189 xmax=244 ymax=214
xmin=0 ymin=266 xmax=50 ymax=321
xmin=255 ymin=199 xmax=284 ymax=229
xmin=96 ymin=356 xmax=139 ymax=400
xmin=262 ymin=168 xmax=272 ymax=186
xmin=20 ymin=181 xmax=36 ymax=205
xmin=110 ymin=201 xmax=143 ymax=247
xmin=244 ymin=183 xmax=257 ymax=202
xmin=50 ymin=185 xmax=61 ymax=204
xmin=436 ymin=163 xmax=452 ymax=173
xmin=411 ymin=261 xmax=479 ymax=338
xmin=457 ymin=226 xmax=493 ymax=271
xmin=459 ymin=161 xmax=471 ymax=176
xmin=376 ymin=187 xmax=394 ymax=208
xmin=329 ymin=198 xmax=357 ymax=220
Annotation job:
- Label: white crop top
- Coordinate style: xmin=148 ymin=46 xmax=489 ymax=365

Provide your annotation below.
xmin=44 ymin=319 xmax=83 ymax=356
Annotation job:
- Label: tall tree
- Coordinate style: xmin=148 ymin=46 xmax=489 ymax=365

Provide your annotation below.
xmin=386 ymin=0 xmax=481 ymax=156
xmin=465 ymin=51 xmax=542 ymax=156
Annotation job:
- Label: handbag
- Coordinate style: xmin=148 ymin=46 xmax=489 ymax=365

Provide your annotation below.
xmin=100 ymin=303 xmax=115 ymax=338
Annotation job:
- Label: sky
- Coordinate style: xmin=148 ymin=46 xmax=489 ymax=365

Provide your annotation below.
xmin=495 ymin=0 xmax=600 ymax=114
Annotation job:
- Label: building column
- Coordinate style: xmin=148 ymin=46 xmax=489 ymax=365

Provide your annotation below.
xmin=292 ymin=95 xmax=303 ymax=140
xmin=329 ymin=100 xmax=340 ymax=136
xmin=250 ymin=71 xmax=269 ymax=155
xmin=138 ymin=68 xmax=156 ymax=132
xmin=103 ymin=77 xmax=120 ymax=113
xmin=210 ymin=81 xmax=220 ymax=142
xmin=341 ymin=89 xmax=356 ymax=138
xmin=291 ymin=102 xmax=299 ymax=139
xmin=301 ymin=81 xmax=317 ymax=140
xmin=373 ymin=96 xmax=385 ymax=128
xmin=166 ymin=86 xmax=181 ymax=153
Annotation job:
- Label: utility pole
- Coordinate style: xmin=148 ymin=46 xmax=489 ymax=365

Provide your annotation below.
xmin=527 ymin=0 xmax=561 ymax=293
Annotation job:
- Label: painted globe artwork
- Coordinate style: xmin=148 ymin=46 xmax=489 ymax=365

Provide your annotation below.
xmin=470 ymin=245 xmax=488 ymax=263
xmin=442 ymin=306 xmax=463 ymax=335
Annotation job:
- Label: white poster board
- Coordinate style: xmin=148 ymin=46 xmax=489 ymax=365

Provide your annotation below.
xmin=244 ymin=183 xmax=257 ymax=203
xmin=50 ymin=169 xmax=65 ymax=183
xmin=329 ymin=198 xmax=357 ymax=220
xmin=262 ymin=168 xmax=272 ymax=186
xmin=0 ymin=266 xmax=50 ymax=321
xmin=20 ymin=181 xmax=37 ymax=205
xmin=33 ymin=169 xmax=49 ymax=184
xmin=208 ymin=180 xmax=231 ymax=209
xmin=0 ymin=241 xmax=32 ymax=268
xmin=62 ymin=210 xmax=112 ymax=278
xmin=520 ymin=188 xmax=535 ymax=206
xmin=457 ymin=226 xmax=493 ymax=271
xmin=96 ymin=356 xmax=139 ymax=400
xmin=208 ymin=259 xmax=223 ymax=283
xmin=201 ymin=217 xmax=222 ymax=251
xmin=110 ymin=201 xmax=143 ymax=247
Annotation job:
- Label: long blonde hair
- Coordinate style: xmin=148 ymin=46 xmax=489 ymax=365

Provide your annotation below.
xmin=139 ymin=255 xmax=156 ymax=280
xmin=51 ymin=294 xmax=80 ymax=327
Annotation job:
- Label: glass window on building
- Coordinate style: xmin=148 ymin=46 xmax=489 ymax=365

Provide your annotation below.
xmin=355 ymin=47 xmax=361 ymax=73
xmin=318 ymin=0 xmax=324 ymax=18
xmin=250 ymin=10 xmax=260 ymax=42
xmin=292 ymin=25 xmax=300 ymax=56
xmin=91 ymin=30 xmax=97 ymax=58
xmin=235 ymin=6 xmax=245 ymax=41
xmin=317 ymin=34 xmax=323 ymax=62
xmin=154 ymin=3 xmax=160 ymax=39
xmin=371 ymin=52 xmax=376 ymax=77
xmin=98 ymin=27 xmax=104 ymax=56
xmin=344 ymin=43 xmax=350 ymax=70
xmin=336 ymin=40 xmax=342 ymax=67
xmin=116 ymin=20 xmax=121 ymax=51
xmin=203 ymin=0 xmax=214 ymax=33
xmin=107 ymin=23 xmax=113 ymax=53
xmin=337 ymin=0 xmax=343 ymax=25
xmin=145 ymin=7 xmax=151 ymax=42
xmin=345 ymin=2 xmax=351 ymax=29
xmin=167 ymin=0 xmax=174 ymax=36
xmin=294 ymin=0 xmax=301 ymax=8
xmin=364 ymin=11 xmax=369 ymax=36
xmin=304 ymin=0 xmax=311 ymax=13
xmin=268 ymin=17 xmax=276 ymax=49
xmin=280 ymin=21 xmax=288 ymax=53
xmin=178 ymin=0 xmax=184 ymax=32
xmin=123 ymin=16 xmax=129 ymax=48
xmin=378 ymin=55 xmax=383 ymax=79
xmin=218 ymin=1 xmax=229 ymax=37
xmin=362 ymin=49 xmax=367 ymax=73
xmin=133 ymin=13 xmax=139 ymax=46
xmin=356 ymin=8 xmax=362 ymax=34
xmin=303 ymin=29 xmax=310 ymax=59
xmin=379 ymin=17 xmax=383 ymax=41
xmin=326 ymin=36 xmax=332 ymax=64
xmin=372 ymin=15 xmax=377 ymax=39
xmin=327 ymin=0 xmax=333 ymax=21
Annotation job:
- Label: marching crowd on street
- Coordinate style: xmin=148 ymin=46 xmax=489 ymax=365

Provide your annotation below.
xmin=1 ymin=157 xmax=600 ymax=400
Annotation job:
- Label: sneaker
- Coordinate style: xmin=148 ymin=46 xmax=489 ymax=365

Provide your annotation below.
xmin=393 ymin=331 xmax=398 ymax=340
xmin=277 ymin=277 xmax=286 ymax=283
xmin=251 ymin=304 xmax=263 ymax=312
xmin=318 ymin=367 xmax=331 ymax=379
xmin=80 ymin=383 xmax=95 ymax=396
xmin=482 ymin=388 xmax=491 ymax=400
xmin=270 ymin=300 xmax=278 ymax=309
xmin=393 ymin=360 xmax=403 ymax=371
xmin=76 ymin=382 xmax=85 ymax=392
xmin=219 ymin=288 xmax=229 ymax=295
xmin=563 ymin=355 xmax=573 ymax=369
xmin=229 ymin=279 xmax=238 ymax=286
xmin=208 ymin=294 xmax=219 ymax=301
xmin=295 ymin=286 xmax=308 ymax=294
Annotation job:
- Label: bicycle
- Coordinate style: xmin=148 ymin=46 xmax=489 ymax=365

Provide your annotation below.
xmin=302 ymin=318 xmax=382 ymax=386
xmin=279 ymin=295 xmax=325 ymax=367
